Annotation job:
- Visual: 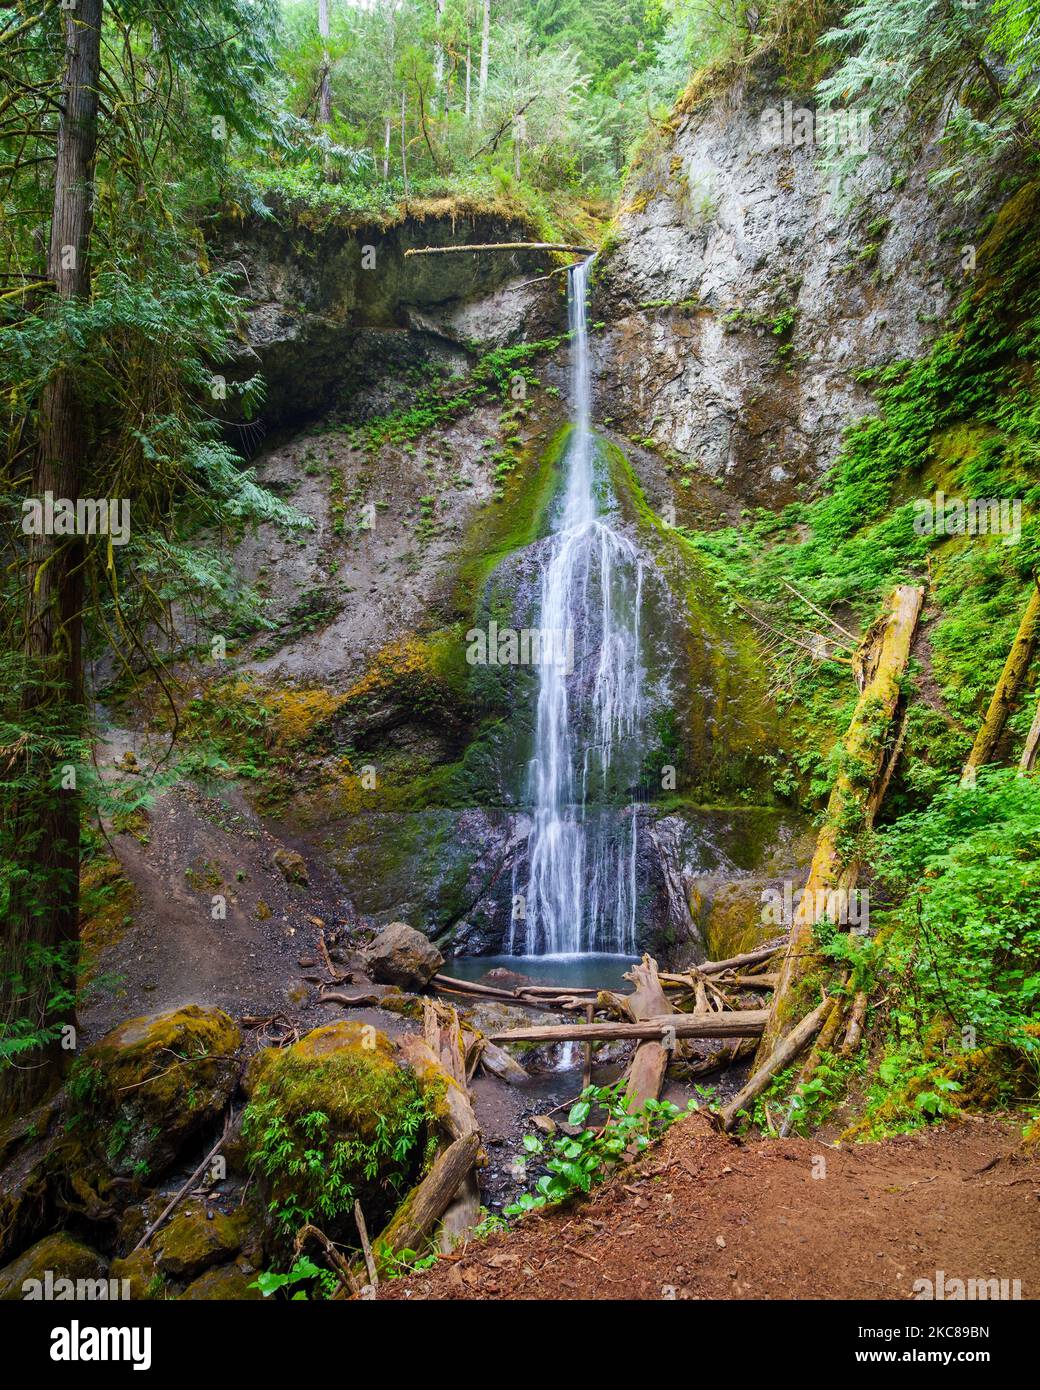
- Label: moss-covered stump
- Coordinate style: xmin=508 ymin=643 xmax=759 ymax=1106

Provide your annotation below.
xmin=66 ymin=1006 xmax=242 ymax=1186
xmin=0 ymin=1233 xmax=108 ymax=1301
xmin=242 ymin=1021 xmax=432 ymax=1248
xmin=152 ymin=1200 xmax=247 ymax=1281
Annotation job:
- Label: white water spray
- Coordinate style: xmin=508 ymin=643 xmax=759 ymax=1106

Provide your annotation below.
xmin=513 ymin=258 xmax=645 ymax=957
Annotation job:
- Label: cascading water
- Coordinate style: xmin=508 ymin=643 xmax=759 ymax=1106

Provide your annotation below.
xmin=511 ymin=258 xmax=646 ymax=959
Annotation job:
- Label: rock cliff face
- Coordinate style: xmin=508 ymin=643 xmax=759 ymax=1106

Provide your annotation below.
xmin=593 ymin=63 xmax=989 ymax=508
xmin=221 ymin=206 xmax=565 ymax=431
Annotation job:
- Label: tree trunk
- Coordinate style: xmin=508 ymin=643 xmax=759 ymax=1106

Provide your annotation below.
xmin=383 ymin=116 xmax=391 ymax=178
xmin=962 ymin=581 xmax=1040 ymax=783
xmin=317 ymin=0 xmax=331 ymax=126
xmin=477 ymin=0 xmax=490 ymax=120
xmin=465 ymin=44 xmax=472 ymax=118
xmin=757 ymin=585 xmax=924 ymax=1060
xmin=432 ymin=0 xmax=445 ymax=101
xmin=1 ymin=0 xmax=102 ymax=1119
xmin=400 ymin=86 xmax=408 ymax=196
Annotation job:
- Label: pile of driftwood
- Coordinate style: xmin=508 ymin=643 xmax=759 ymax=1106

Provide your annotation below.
xmin=433 ymin=946 xmax=782 ymax=1115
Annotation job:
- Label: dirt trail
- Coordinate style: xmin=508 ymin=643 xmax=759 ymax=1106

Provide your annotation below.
xmin=384 ymin=1112 xmax=1040 ymax=1300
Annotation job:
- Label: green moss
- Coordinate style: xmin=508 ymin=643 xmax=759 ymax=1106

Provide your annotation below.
xmin=242 ymin=1022 xmax=431 ymax=1241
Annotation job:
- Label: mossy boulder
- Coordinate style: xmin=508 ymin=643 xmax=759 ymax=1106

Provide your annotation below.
xmin=152 ymin=1200 xmax=246 ymax=1280
xmin=242 ymin=1021 xmax=431 ymax=1246
xmin=0 ymin=1233 xmax=108 ymax=1301
xmin=179 ymin=1263 xmax=263 ymax=1300
xmin=66 ymin=1006 xmax=241 ymax=1184
xmin=109 ymin=1247 xmax=162 ymax=1301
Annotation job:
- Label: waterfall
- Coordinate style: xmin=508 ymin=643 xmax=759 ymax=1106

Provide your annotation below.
xmin=513 ymin=258 xmax=645 ymax=958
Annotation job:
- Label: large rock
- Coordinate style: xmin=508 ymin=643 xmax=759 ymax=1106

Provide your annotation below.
xmin=242 ymin=1021 xmax=429 ymax=1247
xmin=152 ymin=1200 xmax=245 ymax=1281
xmin=363 ymin=922 xmax=443 ymax=990
xmin=71 ymin=1005 xmax=242 ymax=1183
xmin=0 ymin=1233 xmax=108 ymax=1301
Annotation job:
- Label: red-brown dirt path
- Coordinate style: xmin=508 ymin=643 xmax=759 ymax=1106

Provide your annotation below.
xmin=383 ymin=1112 xmax=1040 ymax=1301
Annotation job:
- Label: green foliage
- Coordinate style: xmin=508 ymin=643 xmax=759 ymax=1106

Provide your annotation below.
xmin=251 ymin=1255 xmax=339 ymax=1300
xmin=242 ymin=1045 xmax=431 ymax=1237
xmin=875 ymin=768 xmax=1040 ymax=1060
xmin=504 ymin=1083 xmax=698 ymax=1215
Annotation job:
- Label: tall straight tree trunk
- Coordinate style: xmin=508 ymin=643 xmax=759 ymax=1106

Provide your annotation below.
xmin=400 ymin=86 xmax=408 ymax=197
xmin=478 ymin=0 xmax=490 ymax=121
xmin=1 ymin=0 xmax=102 ymax=1119
xmin=383 ymin=116 xmax=391 ymax=178
xmin=433 ymin=0 xmax=445 ymax=103
xmin=317 ymin=0 xmax=331 ymax=126
xmin=465 ymin=45 xmax=471 ymax=118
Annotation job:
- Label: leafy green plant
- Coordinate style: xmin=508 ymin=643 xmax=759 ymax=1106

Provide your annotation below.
xmin=504 ymin=1083 xmax=697 ymax=1216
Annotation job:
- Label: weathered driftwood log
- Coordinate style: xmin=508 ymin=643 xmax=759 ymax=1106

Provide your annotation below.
xmin=759 ymin=585 xmax=924 ymax=1059
xmin=720 ymin=996 xmax=835 ymax=1132
xmin=491 ymin=1011 xmax=767 ymax=1045
xmin=962 ymin=580 xmax=1040 ymax=784
xmin=778 ymin=977 xmax=849 ymax=1137
xmin=420 ymin=1001 xmax=481 ymax=1252
xmin=397 ymin=1033 xmax=480 ymax=1148
xmin=658 ymin=944 xmax=785 ymax=987
xmin=621 ymin=955 xmax=673 ymax=1111
xmin=1019 ymin=698 xmax=1040 ymax=774
xmin=432 ymin=975 xmax=584 ymax=1013
xmin=404 ymin=242 xmax=595 ymax=257
xmin=463 ymin=1028 xmax=529 ymax=1086
xmin=841 ymin=989 xmax=869 ymax=1056
xmin=372 ymin=1133 xmax=481 ymax=1268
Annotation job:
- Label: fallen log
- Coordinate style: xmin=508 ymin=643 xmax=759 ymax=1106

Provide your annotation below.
xmin=759 ymin=585 xmax=924 ymax=1059
xmin=659 ymin=943 xmax=785 ymax=983
xmin=962 ymin=579 xmax=1040 ymax=784
xmin=422 ymin=1001 xmax=481 ymax=1252
xmin=621 ymin=955 xmax=673 ymax=1111
xmin=1019 ymin=697 xmax=1040 ymax=774
xmin=778 ymin=976 xmax=849 ymax=1137
xmin=463 ymin=1030 xmax=529 ymax=1086
xmin=372 ymin=1133 xmax=481 ymax=1270
xmin=841 ymin=989 xmax=869 ymax=1056
xmin=720 ymin=996 xmax=835 ymax=1132
xmin=490 ymin=1011 xmax=767 ymax=1045
xmin=404 ymin=241 xmax=595 ymax=257
xmin=432 ymin=975 xmax=584 ymax=1012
